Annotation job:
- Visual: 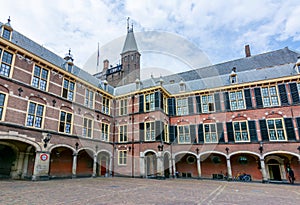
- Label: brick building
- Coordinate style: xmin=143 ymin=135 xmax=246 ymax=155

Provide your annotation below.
xmin=0 ymin=18 xmax=300 ymax=183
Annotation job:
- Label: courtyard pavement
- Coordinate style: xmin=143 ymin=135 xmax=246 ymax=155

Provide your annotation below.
xmin=0 ymin=178 xmax=299 ymax=205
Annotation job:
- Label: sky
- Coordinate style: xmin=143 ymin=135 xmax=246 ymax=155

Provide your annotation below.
xmin=1 ymin=0 xmax=300 ymax=78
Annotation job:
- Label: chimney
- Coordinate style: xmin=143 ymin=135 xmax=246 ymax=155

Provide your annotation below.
xmin=245 ymin=45 xmax=251 ymax=57
xmin=103 ymin=59 xmax=109 ymax=71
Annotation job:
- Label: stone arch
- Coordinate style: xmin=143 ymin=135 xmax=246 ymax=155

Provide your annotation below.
xmin=97 ymin=150 xmax=111 ymax=177
xmin=48 ymin=144 xmax=76 ymax=154
xmin=49 ymin=145 xmax=74 ymax=178
xmin=174 ymin=151 xmax=198 ymax=178
xmin=144 ymin=150 xmax=157 ymax=178
xmin=0 ymin=135 xmax=42 ymax=152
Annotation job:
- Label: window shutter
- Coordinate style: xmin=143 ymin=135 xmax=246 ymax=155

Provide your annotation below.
xmin=223 ymin=92 xmax=230 ymax=111
xmin=139 ymin=123 xmax=144 ymax=142
xmin=296 ymin=117 xmax=300 ymax=137
xmin=284 ymin=118 xmax=296 ymax=141
xmin=188 ymin=96 xmax=194 ymax=114
xmin=160 ymin=92 xmax=164 ymax=109
xmin=214 ymin=93 xmax=221 ymax=112
xmin=289 ymin=83 xmax=299 ymax=104
xmin=278 ymin=84 xmax=289 ymax=106
xmin=259 ymin=120 xmax=269 ymax=142
xmin=169 ymin=125 xmax=177 ymax=144
xmin=244 ymin=89 xmax=253 ymax=109
xmin=154 ymin=91 xmax=159 ymax=110
xmin=196 ymin=96 xmax=201 ymax=113
xmin=190 ymin=125 xmax=196 ymax=144
xmin=139 ymin=95 xmax=144 ymax=113
xmin=168 ymin=98 xmax=175 ymax=116
xmin=254 ymin=88 xmax=263 ymax=108
xmin=155 ymin=121 xmax=162 ymax=142
xmin=226 ymin=122 xmax=234 ymax=142
xmin=198 ymin=124 xmax=204 ymax=143
xmin=248 ymin=120 xmax=258 ymax=142
xmin=217 ymin=123 xmax=224 ymax=143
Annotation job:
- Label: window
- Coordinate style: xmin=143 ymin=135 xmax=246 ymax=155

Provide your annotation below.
xmin=67 ymin=63 xmax=72 ymax=72
xmin=101 ymin=123 xmax=109 ymax=141
xmin=145 ymin=122 xmax=155 ymax=141
xmin=32 ymin=65 xmax=49 ymax=91
xmin=59 ymin=111 xmax=72 ymax=134
xmin=145 ymin=93 xmax=155 ymax=112
xmin=82 ymin=118 xmax=93 ymax=138
xmin=229 ymin=90 xmax=245 ymax=110
xmin=267 ymin=119 xmax=286 ymax=141
xmin=119 ymin=99 xmax=127 ymax=115
xmin=119 ymin=125 xmax=127 ymax=142
xmin=2 ymin=28 xmax=11 ymax=40
xmin=178 ymin=125 xmax=190 ymax=144
xmin=176 ymin=98 xmax=188 ymax=115
xmin=85 ymin=89 xmax=94 ymax=109
xmin=164 ymin=124 xmax=169 ymax=142
xmin=26 ymin=102 xmax=44 ymax=128
xmin=0 ymin=93 xmax=6 ymax=121
xmin=233 ymin=121 xmax=249 ymax=142
xmin=62 ymin=79 xmax=75 ymax=101
xmin=163 ymin=96 xmax=168 ymax=114
xmin=261 ymin=86 xmax=279 ymax=107
xmin=118 ymin=150 xmax=127 ymax=165
xmin=201 ymin=94 xmax=215 ymax=113
xmin=0 ymin=48 xmax=13 ymax=77
xmin=102 ymin=97 xmax=110 ymax=115
xmin=204 ymin=123 xmax=218 ymax=143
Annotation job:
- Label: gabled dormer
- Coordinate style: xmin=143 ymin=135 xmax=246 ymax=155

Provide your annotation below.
xmin=295 ymin=56 xmax=300 ymax=73
xmin=1 ymin=17 xmax=13 ymax=41
xmin=230 ymin=67 xmax=238 ymax=84
xmin=64 ymin=49 xmax=74 ymax=72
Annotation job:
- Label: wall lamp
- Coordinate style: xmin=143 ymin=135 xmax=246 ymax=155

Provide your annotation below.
xmin=128 ymin=146 xmax=131 ymax=152
xmin=158 ymin=144 xmax=164 ymax=151
xmin=259 ymin=142 xmax=264 ymax=154
xmin=52 ymin=99 xmax=56 ymax=107
xmin=43 ymin=133 xmax=52 ymax=148
xmin=75 ymin=142 xmax=79 ymax=150
xmin=195 ymin=148 xmax=199 ymax=155
xmin=225 ymin=147 xmax=229 ymax=155
xmin=18 ymin=87 xmax=23 ymax=96
xmin=297 ymin=146 xmax=300 ymax=153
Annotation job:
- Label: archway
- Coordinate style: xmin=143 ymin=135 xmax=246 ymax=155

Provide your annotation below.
xmin=77 ymin=149 xmax=94 ymax=177
xmin=175 ymin=153 xmax=197 ymax=178
xmin=200 ymin=153 xmax=227 ymax=179
xmin=0 ymin=144 xmax=16 ymax=178
xmin=49 ymin=147 xmax=73 ymax=178
xmin=145 ymin=151 xmax=157 ymax=178
xmin=163 ymin=153 xmax=170 ymax=178
xmin=97 ymin=152 xmax=110 ymax=177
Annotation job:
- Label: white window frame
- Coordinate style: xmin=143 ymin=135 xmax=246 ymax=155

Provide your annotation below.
xmin=119 ymin=125 xmax=128 ymax=143
xmin=0 ymin=48 xmax=13 ymax=77
xmin=26 ymin=101 xmax=45 ymax=128
xmin=31 ymin=65 xmax=49 ymax=91
xmin=176 ymin=98 xmax=188 ymax=115
xmin=229 ymin=90 xmax=245 ymax=110
xmin=145 ymin=93 xmax=155 ymax=112
xmin=101 ymin=123 xmax=109 ymax=142
xmin=119 ymin=99 xmax=128 ymax=116
xmin=62 ymin=78 xmax=75 ymax=101
xmin=59 ymin=111 xmax=73 ymax=134
xmin=82 ymin=118 xmax=93 ymax=138
xmin=204 ymin=123 xmax=218 ymax=143
xmin=233 ymin=121 xmax=250 ymax=142
xmin=178 ymin=125 xmax=190 ymax=144
xmin=0 ymin=92 xmax=7 ymax=121
xmin=118 ymin=150 xmax=127 ymax=165
xmin=267 ymin=118 xmax=286 ymax=141
xmin=261 ymin=86 xmax=280 ymax=107
xmin=145 ymin=121 xmax=155 ymax=141
xmin=102 ymin=96 xmax=110 ymax=115
xmin=85 ymin=88 xmax=94 ymax=109
xmin=201 ymin=94 xmax=215 ymax=113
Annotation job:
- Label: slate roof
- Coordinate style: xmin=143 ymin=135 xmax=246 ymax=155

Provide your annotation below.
xmin=121 ymin=29 xmax=138 ymax=54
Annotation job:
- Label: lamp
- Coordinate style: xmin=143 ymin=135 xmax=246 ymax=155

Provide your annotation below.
xmin=225 ymin=147 xmax=229 ymax=155
xmin=297 ymin=146 xmax=300 ymax=153
xmin=75 ymin=142 xmax=79 ymax=150
xmin=195 ymin=148 xmax=199 ymax=155
xmin=259 ymin=142 xmax=263 ymax=154
xmin=52 ymin=99 xmax=56 ymax=107
xmin=43 ymin=133 xmax=52 ymax=148
xmin=158 ymin=144 xmax=164 ymax=151
xmin=18 ymin=87 xmax=23 ymax=96
xmin=128 ymin=146 xmax=131 ymax=152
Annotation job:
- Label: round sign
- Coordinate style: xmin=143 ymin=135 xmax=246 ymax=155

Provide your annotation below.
xmin=40 ymin=154 xmax=48 ymax=161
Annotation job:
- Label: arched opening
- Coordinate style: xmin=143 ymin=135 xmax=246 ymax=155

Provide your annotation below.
xmin=77 ymin=150 xmax=94 ymax=177
xmin=163 ymin=153 xmax=170 ymax=178
xmin=145 ymin=152 xmax=157 ymax=178
xmin=97 ymin=152 xmax=110 ymax=177
xmin=175 ymin=153 xmax=197 ymax=178
xmin=200 ymin=153 xmax=226 ymax=179
xmin=49 ymin=147 xmax=73 ymax=178
xmin=0 ymin=144 xmax=16 ymax=178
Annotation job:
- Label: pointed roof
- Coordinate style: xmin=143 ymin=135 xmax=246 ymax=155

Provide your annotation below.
xmin=121 ymin=28 xmax=138 ymax=54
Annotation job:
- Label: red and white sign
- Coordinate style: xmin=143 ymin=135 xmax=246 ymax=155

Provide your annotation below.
xmin=40 ymin=153 xmax=48 ymax=161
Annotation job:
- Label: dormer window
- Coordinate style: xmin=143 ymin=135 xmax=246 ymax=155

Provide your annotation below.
xmin=179 ymin=80 xmax=186 ymax=92
xmin=1 ymin=17 xmax=13 ymax=41
xmin=67 ymin=63 xmax=73 ymax=72
xmin=230 ymin=67 xmax=238 ymax=84
xmin=2 ymin=28 xmax=11 ymax=40
xmin=64 ymin=49 xmax=74 ymax=73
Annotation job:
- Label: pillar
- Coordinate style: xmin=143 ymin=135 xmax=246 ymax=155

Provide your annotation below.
xmin=109 ymin=156 xmax=113 ymax=176
xmin=226 ymin=157 xmax=232 ymax=180
xmin=260 ymin=158 xmax=268 ymax=182
xmin=92 ymin=154 xmax=97 ymax=177
xmin=197 ymin=157 xmax=201 ymax=178
xmin=22 ymin=152 xmax=30 ymax=178
xmin=169 ymin=157 xmax=172 ymax=177
xmin=172 ymin=158 xmax=176 ymax=178
xmin=156 ymin=152 xmax=164 ymax=177
xmin=32 ymin=151 xmax=50 ymax=181
xmin=11 ymin=152 xmax=25 ymax=179
xmin=72 ymin=153 xmax=77 ymax=178
xmin=140 ymin=152 xmax=145 ymax=178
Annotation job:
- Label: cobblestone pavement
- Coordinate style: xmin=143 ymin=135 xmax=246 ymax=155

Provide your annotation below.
xmin=0 ymin=178 xmax=299 ymax=205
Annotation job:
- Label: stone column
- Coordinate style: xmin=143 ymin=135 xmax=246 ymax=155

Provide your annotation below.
xmin=140 ymin=152 xmax=145 ymax=178
xmin=197 ymin=157 xmax=201 ymax=178
xmin=156 ymin=152 xmax=164 ymax=178
xmin=22 ymin=152 xmax=30 ymax=179
xmin=72 ymin=153 xmax=77 ymax=178
xmin=92 ymin=154 xmax=97 ymax=177
xmin=172 ymin=158 xmax=176 ymax=178
xmin=32 ymin=151 xmax=51 ymax=181
xmin=169 ymin=157 xmax=172 ymax=177
xmin=260 ymin=158 xmax=268 ymax=182
xmin=109 ymin=156 xmax=113 ymax=176
xmin=11 ymin=152 xmax=25 ymax=179
xmin=226 ymin=157 xmax=232 ymax=180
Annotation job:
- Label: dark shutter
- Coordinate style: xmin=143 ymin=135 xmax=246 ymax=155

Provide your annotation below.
xmin=139 ymin=95 xmax=144 ymax=113
xmin=223 ymin=92 xmax=230 ymax=111
xmin=217 ymin=123 xmax=224 ymax=143
xmin=248 ymin=120 xmax=258 ymax=142
xmin=139 ymin=123 xmax=144 ymax=142
xmin=284 ymin=118 xmax=296 ymax=141
xmin=289 ymin=83 xmax=299 ymax=104
xmin=214 ymin=93 xmax=221 ymax=112
xmin=196 ymin=96 xmax=201 ymax=113
xmin=188 ymin=96 xmax=194 ymax=114
xmin=155 ymin=121 xmax=162 ymax=142
xmin=278 ymin=84 xmax=289 ymax=106
xmin=226 ymin=122 xmax=234 ymax=142
xmin=198 ymin=124 xmax=204 ymax=143
xmin=168 ymin=98 xmax=175 ymax=116
xmin=155 ymin=91 xmax=160 ymax=110
xmin=254 ymin=88 xmax=263 ymax=108
xmin=259 ymin=120 xmax=269 ymax=142
xmin=244 ymin=89 xmax=253 ymax=109
xmin=160 ymin=92 xmax=164 ymax=110
xmin=296 ymin=117 xmax=300 ymax=137
xmin=190 ymin=125 xmax=196 ymax=144
xmin=169 ymin=125 xmax=177 ymax=144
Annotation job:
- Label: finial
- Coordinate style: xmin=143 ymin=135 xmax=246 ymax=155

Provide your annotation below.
xmin=68 ymin=48 xmax=71 ymax=55
xmin=8 ymin=16 xmax=11 ymax=24
xmin=127 ymin=17 xmax=130 ymax=32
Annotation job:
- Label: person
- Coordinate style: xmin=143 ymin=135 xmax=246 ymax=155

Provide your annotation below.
xmin=287 ymin=167 xmax=295 ymax=184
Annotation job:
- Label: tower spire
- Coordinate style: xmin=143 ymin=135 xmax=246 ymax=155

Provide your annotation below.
xmin=127 ymin=17 xmax=130 ymax=33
